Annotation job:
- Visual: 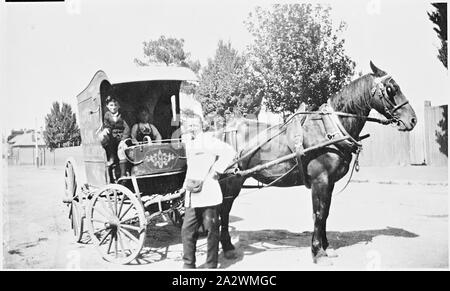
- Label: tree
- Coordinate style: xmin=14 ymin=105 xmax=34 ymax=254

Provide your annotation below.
xmin=245 ymin=4 xmax=355 ymax=117
xmin=134 ymin=35 xmax=201 ymax=94
xmin=44 ymin=102 xmax=81 ymax=149
xmin=197 ymin=40 xmax=263 ymax=122
xmin=436 ymin=105 xmax=448 ymax=156
xmin=428 ymin=3 xmax=447 ymax=68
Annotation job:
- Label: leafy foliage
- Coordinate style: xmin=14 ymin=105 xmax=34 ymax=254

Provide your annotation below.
xmin=428 ymin=3 xmax=447 ymax=68
xmin=134 ymin=35 xmax=200 ymax=94
xmin=436 ymin=105 xmax=448 ymax=156
xmin=44 ymin=102 xmax=81 ymax=149
xmin=245 ymin=4 xmax=355 ymax=116
xmin=197 ymin=40 xmax=263 ymax=121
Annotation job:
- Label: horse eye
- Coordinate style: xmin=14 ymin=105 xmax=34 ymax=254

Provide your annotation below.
xmin=386 ymin=86 xmax=396 ymax=98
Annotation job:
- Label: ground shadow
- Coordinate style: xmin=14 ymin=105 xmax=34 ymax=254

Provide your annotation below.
xmin=218 ymin=227 xmax=418 ymax=269
xmin=130 ymin=218 xmax=183 ymax=265
xmin=131 ymin=215 xmax=245 ymax=265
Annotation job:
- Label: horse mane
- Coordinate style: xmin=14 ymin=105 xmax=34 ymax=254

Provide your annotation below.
xmin=329 ymin=74 xmax=374 ymax=115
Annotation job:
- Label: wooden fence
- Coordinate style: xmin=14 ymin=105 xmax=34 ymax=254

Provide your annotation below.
xmin=423 ymin=101 xmax=447 ymax=166
xmin=359 ymin=101 xmax=447 ymax=167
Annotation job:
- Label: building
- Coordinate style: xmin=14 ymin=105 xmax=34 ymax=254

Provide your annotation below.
xmin=8 ymin=130 xmax=46 ymax=165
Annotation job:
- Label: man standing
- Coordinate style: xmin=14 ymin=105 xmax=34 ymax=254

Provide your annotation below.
xmin=181 ymin=132 xmax=236 ymax=269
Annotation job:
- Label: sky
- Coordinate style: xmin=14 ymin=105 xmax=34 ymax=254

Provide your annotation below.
xmin=0 ymin=0 xmax=448 ymax=135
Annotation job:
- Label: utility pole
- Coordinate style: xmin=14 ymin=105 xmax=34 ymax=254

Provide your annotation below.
xmin=35 ymin=117 xmax=39 ymax=168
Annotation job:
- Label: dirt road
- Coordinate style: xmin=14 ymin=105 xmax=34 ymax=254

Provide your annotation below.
xmin=2 ymin=165 xmax=448 ymax=270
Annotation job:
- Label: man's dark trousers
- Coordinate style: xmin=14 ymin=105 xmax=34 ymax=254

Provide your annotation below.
xmin=181 ymin=205 xmax=220 ymax=268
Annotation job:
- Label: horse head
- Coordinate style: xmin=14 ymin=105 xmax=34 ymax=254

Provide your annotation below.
xmin=369 ymin=61 xmax=417 ymax=131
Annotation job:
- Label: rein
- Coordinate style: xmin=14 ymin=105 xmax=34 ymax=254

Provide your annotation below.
xmin=285 ymin=108 xmax=394 ymax=126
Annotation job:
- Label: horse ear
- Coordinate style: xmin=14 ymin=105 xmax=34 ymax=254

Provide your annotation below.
xmin=370 ymin=61 xmax=387 ymax=77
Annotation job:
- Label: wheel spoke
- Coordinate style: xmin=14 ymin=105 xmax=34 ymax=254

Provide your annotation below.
xmin=115 ymin=233 xmax=119 ymax=258
xmin=119 ymin=228 xmax=139 ymax=245
xmin=105 ymin=190 xmax=115 ymax=216
xmin=120 ymin=224 xmax=142 ymax=233
xmin=119 ymin=203 xmax=134 ymax=221
xmin=106 ymin=232 xmax=114 ymax=254
xmin=114 ymin=190 xmax=118 ymax=217
xmin=118 ymin=195 xmax=126 ymax=218
xmin=120 ymin=215 xmax=139 ymax=225
xmin=72 ymin=205 xmax=78 ymax=229
xmin=98 ymin=200 xmax=114 ymax=219
xmin=93 ymin=227 xmax=108 ymax=235
xmin=92 ymin=218 xmax=108 ymax=224
xmin=98 ymin=229 xmax=112 ymax=246
xmin=117 ymin=230 xmax=128 ymax=256
xmin=93 ymin=204 xmax=111 ymax=221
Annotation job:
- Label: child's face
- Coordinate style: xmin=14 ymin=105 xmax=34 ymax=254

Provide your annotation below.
xmin=138 ymin=111 xmax=149 ymax=122
xmin=106 ymin=100 xmax=119 ymax=114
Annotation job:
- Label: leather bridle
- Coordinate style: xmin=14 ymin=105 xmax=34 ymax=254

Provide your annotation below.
xmin=371 ymin=75 xmax=410 ymax=123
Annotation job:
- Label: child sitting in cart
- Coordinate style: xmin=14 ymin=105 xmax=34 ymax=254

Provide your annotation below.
xmin=99 ymin=95 xmax=131 ymax=179
xmin=130 ymin=108 xmax=162 ymax=144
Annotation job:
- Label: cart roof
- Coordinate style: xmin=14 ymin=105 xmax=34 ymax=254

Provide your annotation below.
xmin=105 ymin=65 xmax=198 ymax=84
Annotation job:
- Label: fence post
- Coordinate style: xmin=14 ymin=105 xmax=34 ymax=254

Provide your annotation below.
xmin=423 ymin=101 xmax=432 ymax=165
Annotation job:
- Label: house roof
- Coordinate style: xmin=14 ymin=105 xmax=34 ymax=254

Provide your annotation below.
xmin=9 ymin=131 xmax=45 ymax=147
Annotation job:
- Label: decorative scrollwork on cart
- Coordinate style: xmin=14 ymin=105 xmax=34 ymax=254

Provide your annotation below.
xmin=145 ymin=150 xmax=176 ymax=169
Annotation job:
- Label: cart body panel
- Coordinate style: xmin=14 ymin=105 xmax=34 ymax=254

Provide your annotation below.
xmin=76 ymin=70 xmax=109 ymax=186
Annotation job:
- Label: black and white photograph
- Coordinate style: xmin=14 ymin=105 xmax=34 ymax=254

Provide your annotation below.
xmin=0 ymin=0 xmax=448 ymax=271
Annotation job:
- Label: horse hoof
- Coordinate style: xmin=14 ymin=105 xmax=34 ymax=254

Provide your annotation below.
xmin=224 ymin=250 xmax=238 ymax=260
xmin=326 ymin=249 xmax=339 ymax=258
xmin=313 ymin=255 xmax=333 ymax=266
xmin=312 ymin=249 xmax=333 ymax=266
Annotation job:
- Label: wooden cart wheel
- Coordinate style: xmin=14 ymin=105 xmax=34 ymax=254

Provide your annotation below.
xmin=70 ymin=200 xmax=84 ymax=242
xmin=65 ymin=161 xmax=84 ymax=243
xmin=64 ymin=161 xmax=77 ymax=202
xmin=87 ymin=184 xmax=146 ymax=264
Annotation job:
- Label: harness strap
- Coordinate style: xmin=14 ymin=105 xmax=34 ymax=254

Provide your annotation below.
xmin=325 ymin=101 xmax=362 ymax=147
xmin=334 ymin=148 xmax=361 ymax=196
xmin=223 ymin=161 xmax=299 ymax=200
xmin=287 ymin=110 xmax=393 ymax=125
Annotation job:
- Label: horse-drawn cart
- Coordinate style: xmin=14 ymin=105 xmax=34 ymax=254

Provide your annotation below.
xmin=63 ymin=62 xmax=417 ymax=266
xmin=63 ymin=66 xmax=197 ymax=264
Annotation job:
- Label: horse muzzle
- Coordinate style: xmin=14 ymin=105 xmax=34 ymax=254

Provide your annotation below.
xmin=395 ymin=116 xmax=417 ymax=131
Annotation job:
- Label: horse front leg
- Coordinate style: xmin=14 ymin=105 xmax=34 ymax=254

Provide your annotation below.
xmin=310 ymin=173 xmax=334 ymax=265
xmin=220 ymin=196 xmax=238 ymax=259
xmin=321 ymin=183 xmax=338 ymax=258
xmin=219 ymin=175 xmax=244 ymax=259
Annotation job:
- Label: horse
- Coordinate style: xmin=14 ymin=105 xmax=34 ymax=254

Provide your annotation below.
xmin=217 ymin=61 xmax=417 ymax=265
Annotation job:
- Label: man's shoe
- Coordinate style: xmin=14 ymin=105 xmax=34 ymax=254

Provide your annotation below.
xmin=182 ymin=263 xmax=196 ymax=269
